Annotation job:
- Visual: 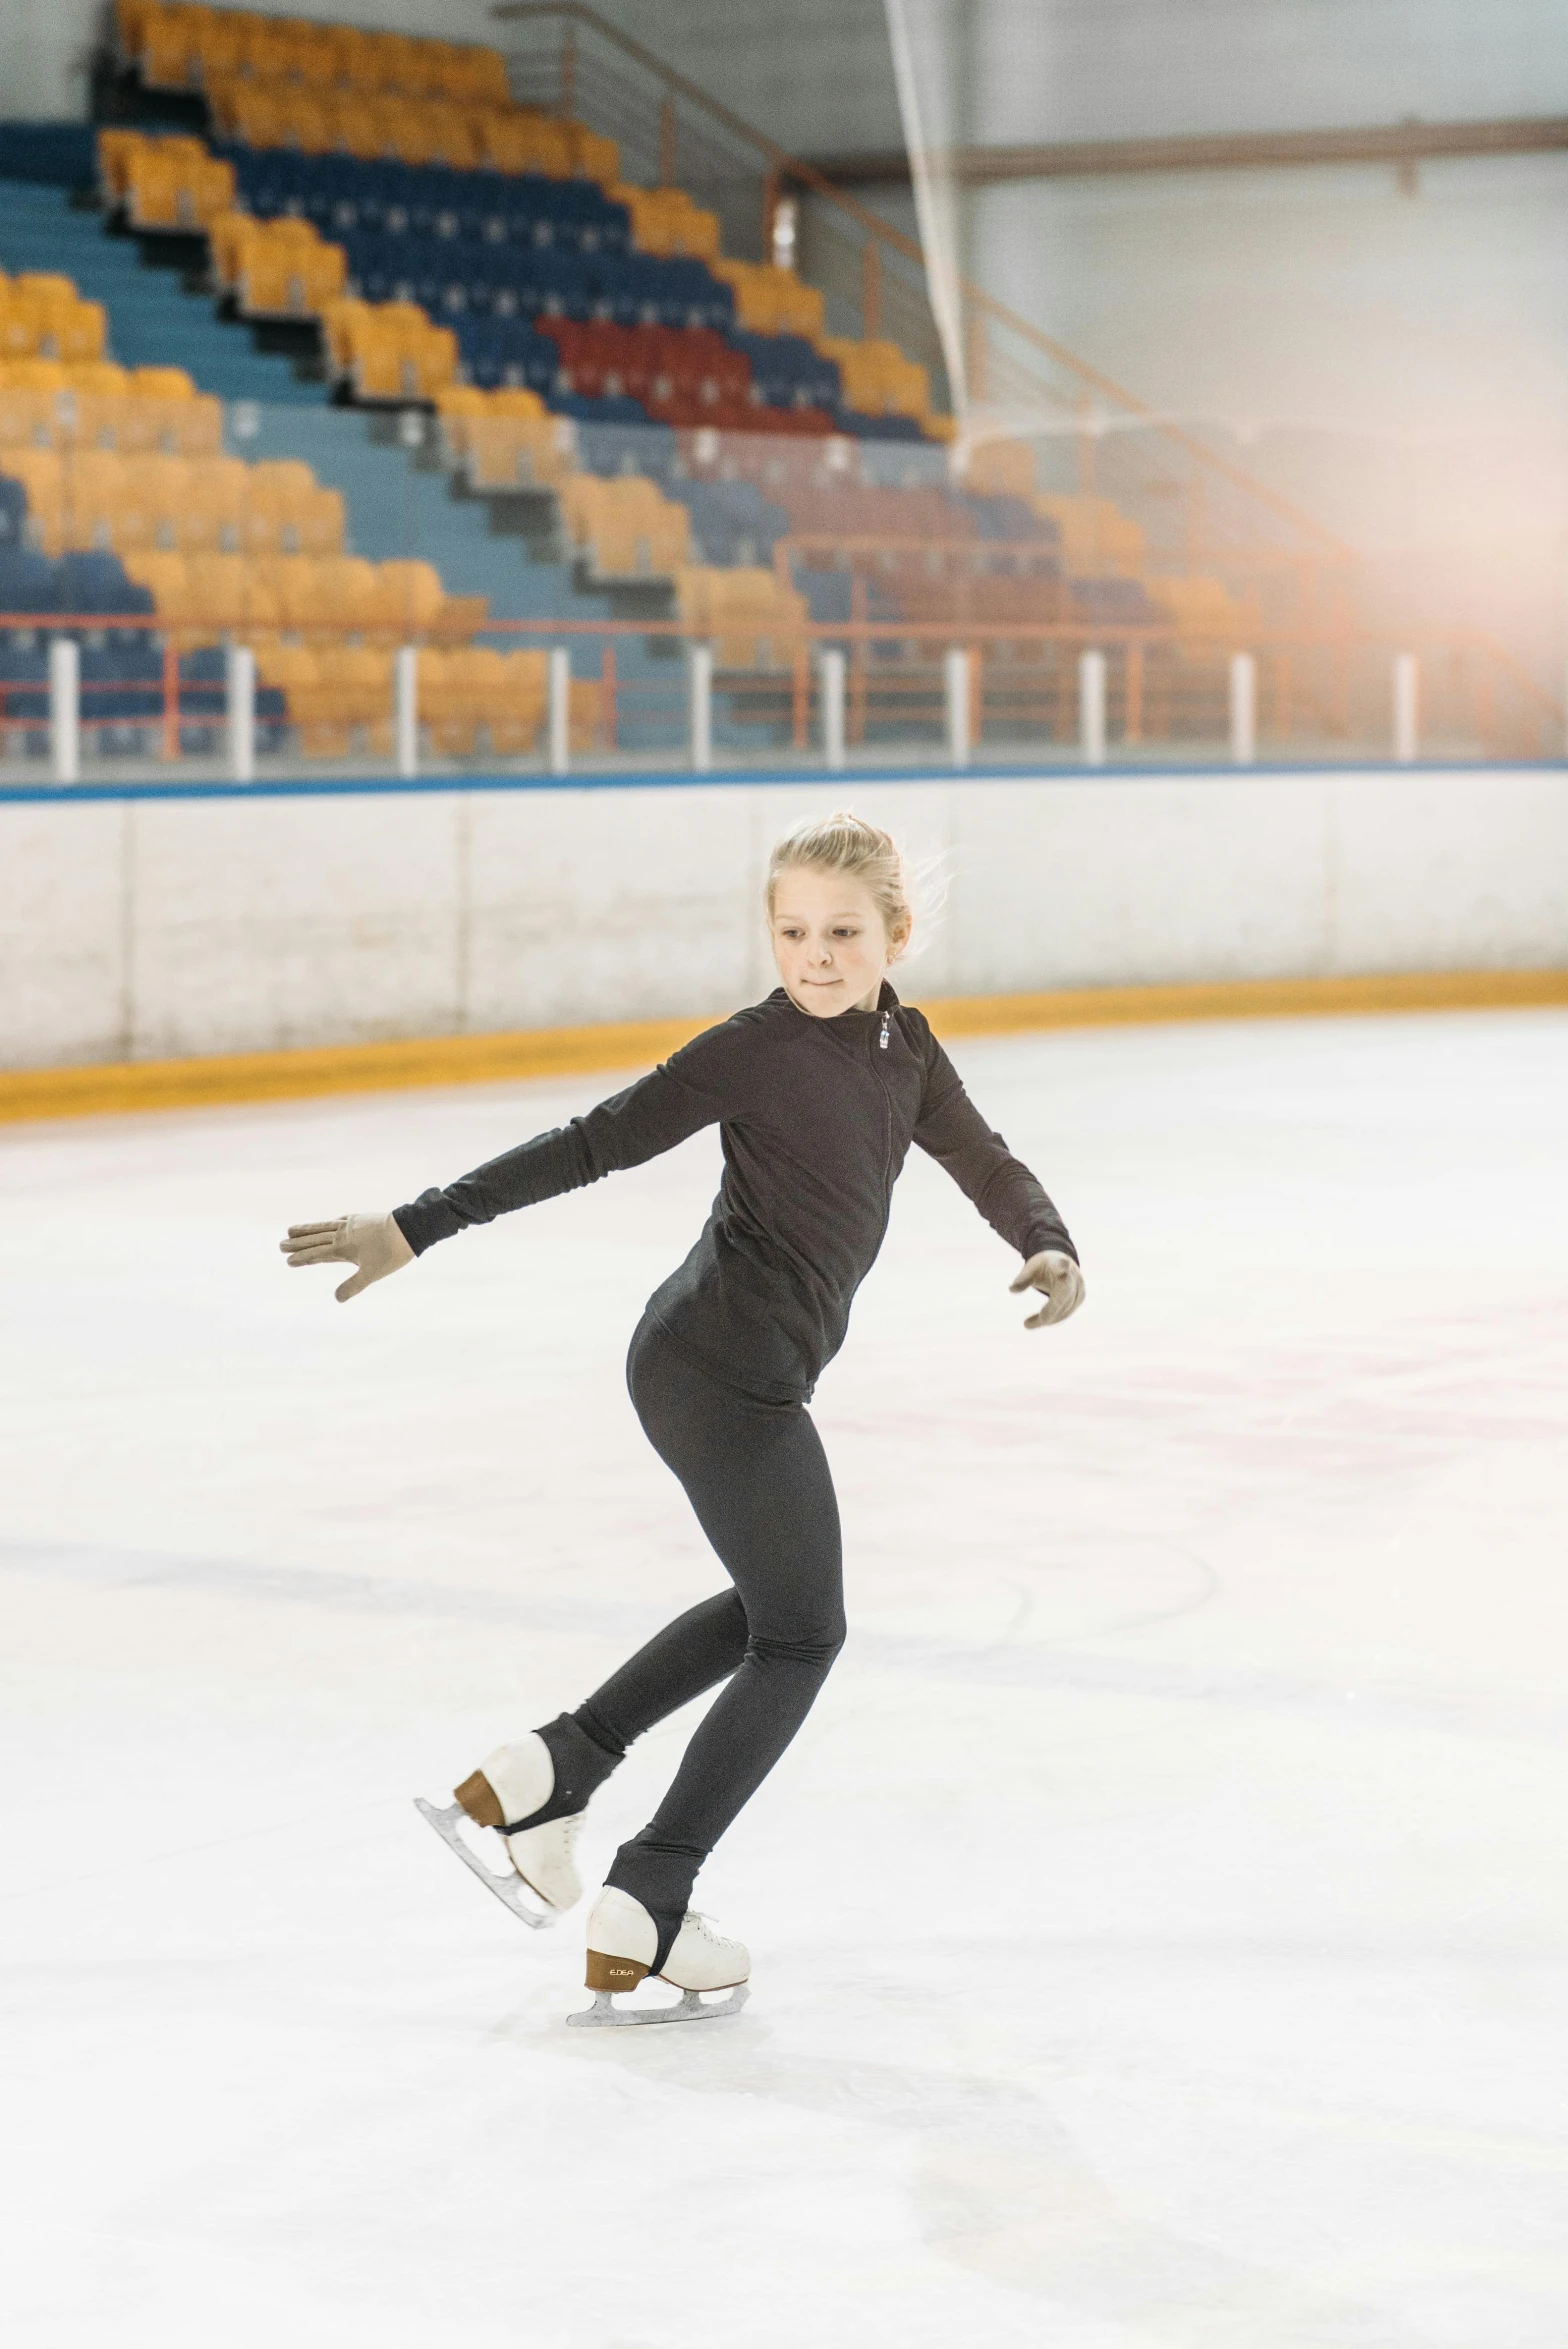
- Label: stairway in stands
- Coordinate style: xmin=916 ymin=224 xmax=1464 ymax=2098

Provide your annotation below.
xmin=0 ymin=180 xmax=613 ymax=632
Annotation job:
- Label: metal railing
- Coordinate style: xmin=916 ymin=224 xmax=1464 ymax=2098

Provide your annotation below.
xmin=2 ymin=611 xmax=1558 ymax=782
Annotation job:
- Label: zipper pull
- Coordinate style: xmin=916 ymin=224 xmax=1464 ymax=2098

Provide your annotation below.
xmin=879 ymin=1010 xmax=890 ymax=1051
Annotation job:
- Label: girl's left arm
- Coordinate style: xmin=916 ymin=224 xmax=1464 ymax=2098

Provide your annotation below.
xmin=911 ymin=1033 xmax=1085 ymax=1329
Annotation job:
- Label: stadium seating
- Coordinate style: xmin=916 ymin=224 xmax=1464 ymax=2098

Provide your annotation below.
xmin=97 ymin=111 xmax=948 ymax=441
xmin=317 ymin=296 xmax=458 ymax=401
xmin=0 ymin=17 xmax=1224 ymax=769
xmin=1033 ymin=492 xmax=1148 ymax=581
xmin=558 ymin=471 xmax=691 ymax=583
xmin=209 ymin=211 xmax=347 ymax=319
xmin=675 ymin=564 xmax=808 ymax=671
xmin=98 ymin=129 xmax=235 ymax=231
xmin=0 ymin=270 xmax=106 ymax=362
xmin=434 ymin=385 xmax=574 ymax=493
xmin=0 ymin=356 xmax=222 ymax=455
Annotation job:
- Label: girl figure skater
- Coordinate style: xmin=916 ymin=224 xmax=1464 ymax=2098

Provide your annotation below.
xmin=282 ymin=813 xmax=1083 ymax=2025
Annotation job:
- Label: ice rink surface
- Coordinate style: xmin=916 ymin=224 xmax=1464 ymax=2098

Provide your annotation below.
xmin=3 ymin=1006 xmax=1566 ymax=2349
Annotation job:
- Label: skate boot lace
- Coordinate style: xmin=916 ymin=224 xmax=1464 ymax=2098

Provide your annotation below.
xmin=683 ymin=1910 xmax=732 ymax=1948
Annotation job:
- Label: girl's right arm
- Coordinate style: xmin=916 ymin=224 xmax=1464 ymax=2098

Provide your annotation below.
xmin=278 ymin=1024 xmax=746 ymax=1304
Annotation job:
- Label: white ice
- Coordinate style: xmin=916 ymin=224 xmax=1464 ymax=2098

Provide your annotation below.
xmin=2 ymin=1009 xmax=1566 ymax=2349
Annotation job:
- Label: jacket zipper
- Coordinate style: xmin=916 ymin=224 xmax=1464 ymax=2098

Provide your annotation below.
xmin=872 ymin=1006 xmax=895 ymax=1226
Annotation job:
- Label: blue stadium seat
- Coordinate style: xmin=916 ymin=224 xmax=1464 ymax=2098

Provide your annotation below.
xmin=674 ymin=478 xmax=790 ymax=565
xmin=955 ymin=490 xmax=1049 ymax=543
xmin=0 ymin=476 xmax=26 ymax=550
xmin=54 ymin=551 xmax=158 ymax=617
xmin=1071 ymin=576 xmax=1160 ymax=622
xmin=725 ymin=330 xmax=841 ymax=412
xmin=454 ymin=314 xmax=562 ymax=392
xmin=795 ymin=567 xmax=855 ymax=625
xmin=575 ymin=420 xmax=679 ymax=482
xmin=0 ymin=549 xmax=59 ymax=615
xmin=552 ymin=392 xmax=652 ymax=426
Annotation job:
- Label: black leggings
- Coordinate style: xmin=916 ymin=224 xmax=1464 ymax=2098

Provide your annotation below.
xmin=556 ymin=1313 xmax=845 ymax=1960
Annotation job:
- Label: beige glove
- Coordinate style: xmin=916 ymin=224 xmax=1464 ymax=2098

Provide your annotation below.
xmin=280 ymin=1211 xmax=414 ymax=1304
xmin=1009 ymin=1249 xmax=1085 ymax=1329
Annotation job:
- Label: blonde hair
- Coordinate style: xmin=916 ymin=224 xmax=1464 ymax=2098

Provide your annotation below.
xmin=765 ymin=810 xmax=913 ymax=953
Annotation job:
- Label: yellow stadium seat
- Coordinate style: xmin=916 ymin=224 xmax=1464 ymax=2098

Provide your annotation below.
xmin=273 ymin=643 xmax=395 ymax=756
xmin=365 ymin=558 xmax=446 ymax=642
xmin=252 ymin=641 xmax=319 ymax=730
xmin=122 ymin=135 xmax=235 ymax=232
xmin=96 ymin=127 xmax=144 ymax=205
xmin=964 ymin=439 xmax=1036 ymax=499
xmin=211 ymin=216 xmax=346 ymax=320
xmin=178 ymin=453 xmax=250 ymax=553
xmin=121 ymin=548 xmax=193 ymax=629
xmin=711 ymin=260 xmax=826 ymax=340
xmin=241 ymin=16 xmax=299 ymax=84
xmin=0 ymin=360 xmax=67 ymax=449
xmin=424 ymin=102 xmax=483 ymax=170
xmin=1149 ymin=574 xmax=1245 ymax=634
xmin=676 ymin=566 xmax=808 ymax=670
xmin=1035 ymin=494 xmax=1147 ymax=581
xmin=128 ymin=369 xmax=222 ymax=457
xmin=329 ymin=26 xmax=380 ymax=90
xmin=431 ymin=44 xmax=511 ymax=107
xmin=140 ymin=4 xmax=205 ymax=91
xmin=177 ymin=551 xmax=278 ymax=636
xmin=319 ymin=298 xmax=457 ymax=403
xmin=561 ymin=474 xmax=691 ymax=582
xmin=0 ymin=276 xmax=107 ymax=365
xmin=618 ymin=187 xmax=722 ymax=261
xmin=263 ymin=85 xmax=335 ymax=154
xmin=436 ymin=386 xmax=570 ymax=493
xmin=191 ymin=7 xmax=249 ymax=85
xmin=479 ymin=110 xmax=576 ymax=178
xmin=243 ymin=460 xmax=344 ymax=557
xmin=114 ymin=0 xmax=158 ymax=64
xmin=564 ymin=124 xmax=620 ymax=186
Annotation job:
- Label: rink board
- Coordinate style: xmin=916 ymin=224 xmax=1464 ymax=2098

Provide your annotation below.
xmin=2 ymin=761 xmax=1566 ymax=1074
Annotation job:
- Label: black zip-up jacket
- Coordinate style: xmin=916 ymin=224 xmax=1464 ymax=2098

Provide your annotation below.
xmin=394 ymin=984 xmax=1075 ymax=1403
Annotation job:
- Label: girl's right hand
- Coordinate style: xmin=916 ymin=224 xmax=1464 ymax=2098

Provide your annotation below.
xmin=279 ymin=1211 xmax=414 ymax=1304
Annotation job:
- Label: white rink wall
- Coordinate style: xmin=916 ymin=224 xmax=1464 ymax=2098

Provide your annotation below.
xmin=2 ymin=763 xmax=1567 ymax=1067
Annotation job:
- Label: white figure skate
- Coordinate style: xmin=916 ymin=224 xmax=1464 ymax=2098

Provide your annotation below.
xmin=415 ymin=1733 xmax=585 ymax=1931
xmin=567 ymin=1886 xmax=750 ymax=2027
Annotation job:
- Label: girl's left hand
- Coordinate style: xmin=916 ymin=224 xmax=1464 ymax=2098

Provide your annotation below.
xmin=1009 ymin=1250 xmax=1085 ymax=1329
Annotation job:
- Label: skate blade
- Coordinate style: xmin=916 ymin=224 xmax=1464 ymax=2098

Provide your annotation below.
xmin=413 ymin=1797 xmax=557 ymax=1931
xmin=566 ymin=1984 xmax=750 ymax=2029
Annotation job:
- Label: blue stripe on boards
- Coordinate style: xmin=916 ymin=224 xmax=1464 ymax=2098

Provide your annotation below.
xmin=0 ymin=758 xmax=1560 ymax=808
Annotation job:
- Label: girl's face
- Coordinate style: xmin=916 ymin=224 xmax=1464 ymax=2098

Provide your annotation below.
xmin=769 ymin=864 xmax=907 ymax=1018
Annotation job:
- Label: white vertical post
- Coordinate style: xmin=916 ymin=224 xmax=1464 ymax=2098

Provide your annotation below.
xmin=1228 ymin=650 xmax=1256 ymax=766
xmin=547 ymin=645 xmax=570 ymax=775
xmin=688 ymin=640 xmax=713 ymax=773
xmin=944 ymin=646 xmax=970 ymax=768
xmin=226 ymin=642 xmax=255 ymax=783
xmin=394 ymin=645 xmax=418 ymax=779
xmin=1079 ymin=647 xmax=1106 ymax=766
xmin=49 ymin=636 xmax=79 ymax=784
xmin=819 ymin=646 xmax=845 ymax=770
xmin=1392 ymin=652 xmax=1419 ymax=763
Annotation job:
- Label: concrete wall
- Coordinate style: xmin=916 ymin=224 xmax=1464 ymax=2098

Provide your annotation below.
xmin=2 ymin=765 xmax=1566 ymax=1068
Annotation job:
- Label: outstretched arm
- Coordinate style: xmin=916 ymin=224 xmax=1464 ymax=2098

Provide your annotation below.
xmin=912 ymin=1038 xmax=1084 ymax=1331
xmin=280 ymin=1040 xmax=735 ymax=1304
